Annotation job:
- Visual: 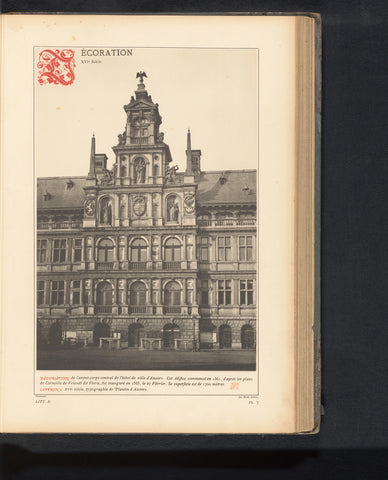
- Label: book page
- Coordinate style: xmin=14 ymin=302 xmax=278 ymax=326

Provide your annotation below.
xmin=1 ymin=14 xmax=296 ymax=433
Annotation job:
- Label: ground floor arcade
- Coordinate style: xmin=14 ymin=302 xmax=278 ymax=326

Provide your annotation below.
xmin=37 ymin=315 xmax=256 ymax=351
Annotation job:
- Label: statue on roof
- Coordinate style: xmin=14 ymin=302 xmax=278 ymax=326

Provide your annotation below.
xmin=165 ymin=165 xmax=179 ymax=184
xmin=118 ymin=130 xmax=126 ymax=145
xmin=136 ymin=71 xmax=147 ymax=83
xmin=100 ymin=168 xmax=114 ymax=185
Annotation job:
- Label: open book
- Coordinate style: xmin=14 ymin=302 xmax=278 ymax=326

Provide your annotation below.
xmin=0 ymin=13 xmax=320 ymax=433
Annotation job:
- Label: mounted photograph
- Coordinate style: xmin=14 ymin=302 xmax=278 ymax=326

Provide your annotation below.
xmin=35 ymin=47 xmax=258 ymax=371
xmin=1 ymin=14 xmax=320 ymax=433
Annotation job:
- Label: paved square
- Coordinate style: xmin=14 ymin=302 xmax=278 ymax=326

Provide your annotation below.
xmin=37 ymin=347 xmax=256 ymax=371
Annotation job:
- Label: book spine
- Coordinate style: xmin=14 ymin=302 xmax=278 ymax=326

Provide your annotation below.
xmin=294 ymin=14 xmax=321 ymax=433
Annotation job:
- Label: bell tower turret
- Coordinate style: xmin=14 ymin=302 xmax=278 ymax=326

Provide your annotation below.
xmin=122 ymin=72 xmax=163 ymax=147
xmin=112 ymin=72 xmax=173 ymax=187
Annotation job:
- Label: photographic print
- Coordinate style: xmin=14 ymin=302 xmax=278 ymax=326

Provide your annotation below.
xmin=35 ymin=47 xmax=258 ymax=372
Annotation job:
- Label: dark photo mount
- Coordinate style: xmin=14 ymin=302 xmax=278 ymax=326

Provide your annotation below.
xmin=1 ymin=2 xmax=388 ymax=478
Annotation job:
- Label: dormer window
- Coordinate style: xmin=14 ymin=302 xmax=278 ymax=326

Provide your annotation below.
xmin=43 ymin=191 xmax=51 ymax=201
xmin=219 ymin=174 xmax=227 ymax=185
xmin=66 ymin=179 xmax=74 ymax=190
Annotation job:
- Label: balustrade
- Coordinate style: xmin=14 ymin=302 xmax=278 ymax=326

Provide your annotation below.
xmin=163 ymin=306 xmax=181 ymax=314
xmin=163 ymin=261 xmax=181 ymax=270
xmin=94 ymin=306 xmax=112 ymax=314
xmin=129 ymin=306 xmax=147 ymax=314
xmin=129 ymin=262 xmax=147 ymax=271
xmin=198 ymin=218 xmax=256 ymax=228
xmin=37 ymin=221 xmax=83 ymax=230
xmin=130 ymin=137 xmax=149 ymax=144
xmin=95 ymin=262 xmax=114 ymax=270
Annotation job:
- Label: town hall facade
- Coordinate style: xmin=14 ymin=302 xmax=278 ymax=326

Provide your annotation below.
xmin=36 ymin=74 xmax=257 ymax=352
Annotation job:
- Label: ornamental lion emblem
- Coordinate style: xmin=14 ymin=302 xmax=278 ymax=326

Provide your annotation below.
xmin=184 ymin=194 xmax=195 ymax=214
xmin=84 ymin=198 xmax=95 ymax=216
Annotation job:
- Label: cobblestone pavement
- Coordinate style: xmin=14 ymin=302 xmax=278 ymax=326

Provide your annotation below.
xmin=37 ymin=347 xmax=256 ymax=370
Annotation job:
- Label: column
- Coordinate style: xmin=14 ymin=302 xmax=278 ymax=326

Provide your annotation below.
xmin=89 ymin=237 xmax=95 ymax=270
xmin=112 ymin=278 xmax=118 ymax=314
xmin=113 ymin=235 xmax=119 ymax=270
xmin=80 ymin=279 xmax=84 ymax=309
xmin=113 ymin=195 xmax=120 ymax=227
xmin=210 ymin=279 xmax=216 ymax=307
xmin=146 ymin=193 xmax=152 ymax=221
xmin=81 ymin=237 xmax=86 ymax=262
xmin=145 ymin=278 xmax=151 ymax=310
xmin=47 ymin=239 xmax=53 ymax=272
xmin=210 ymin=234 xmax=216 ymax=267
xmin=182 ymin=235 xmax=187 ymax=269
xmin=87 ymin=280 xmax=94 ymax=314
xmin=65 ymin=280 xmax=70 ymax=311
xmin=234 ymin=278 xmax=239 ymax=306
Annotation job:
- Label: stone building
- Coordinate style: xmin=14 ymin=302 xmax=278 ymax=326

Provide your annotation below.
xmin=36 ymin=75 xmax=257 ymax=351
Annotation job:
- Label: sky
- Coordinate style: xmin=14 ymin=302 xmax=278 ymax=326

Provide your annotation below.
xmin=35 ymin=47 xmax=258 ymax=177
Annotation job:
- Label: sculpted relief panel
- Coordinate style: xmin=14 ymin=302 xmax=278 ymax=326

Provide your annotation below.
xmin=184 ymin=194 xmax=195 ymax=214
xmin=133 ymin=196 xmax=146 ymax=217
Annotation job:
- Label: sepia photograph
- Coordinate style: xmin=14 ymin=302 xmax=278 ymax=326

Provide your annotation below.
xmin=35 ymin=47 xmax=258 ymax=371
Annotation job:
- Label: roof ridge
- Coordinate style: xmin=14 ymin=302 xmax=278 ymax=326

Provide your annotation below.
xmin=201 ymin=169 xmax=257 ymax=174
xmin=37 ymin=176 xmax=87 ymax=180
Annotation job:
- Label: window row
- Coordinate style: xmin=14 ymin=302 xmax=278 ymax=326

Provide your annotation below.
xmin=37 ymin=239 xmax=82 ymax=264
xmin=200 ymin=279 xmax=254 ymax=306
xmin=97 ymin=237 xmax=182 ymax=262
xmin=37 ymin=280 xmax=187 ymax=306
xmin=37 ymin=235 xmax=255 ymax=264
xmin=199 ymin=235 xmax=254 ymax=262
xmin=37 ymin=279 xmax=255 ymax=307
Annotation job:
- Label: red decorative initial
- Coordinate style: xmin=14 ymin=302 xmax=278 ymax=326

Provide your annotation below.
xmin=37 ymin=49 xmax=76 ymax=86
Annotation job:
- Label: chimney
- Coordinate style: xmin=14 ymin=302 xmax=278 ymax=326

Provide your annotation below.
xmin=191 ymin=149 xmax=201 ymax=174
xmin=88 ymin=133 xmax=96 ymax=178
xmin=185 ymin=128 xmax=193 ymax=174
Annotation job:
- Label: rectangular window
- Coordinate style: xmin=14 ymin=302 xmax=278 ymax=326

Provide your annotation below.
xmin=73 ymin=239 xmax=82 ymax=263
xmin=83 ymin=292 xmax=90 ymax=305
xmin=51 ymin=280 xmax=65 ymax=305
xmin=218 ymin=280 xmax=232 ymax=305
xmin=218 ymin=236 xmax=231 ymax=261
xmin=140 ymin=248 xmax=147 ymax=261
xmin=165 ymin=246 xmax=181 ymax=261
xmin=98 ymin=247 xmax=114 ymax=262
xmin=37 ymin=280 xmax=45 ymax=305
xmin=72 ymin=280 xmax=80 ymax=305
xmin=37 ymin=239 xmax=47 ymax=263
xmin=53 ymin=239 xmax=67 ymax=263
xmin=142 ymin=127 xmax=148 ymax=136
xmin=239 ymin=236 xmax=253 ymax=261
xmin=240 ymin=280 xmax=254 ymax=305
xmin=199 ymin=237 xmax=209 ymax=261
xmin=132 ymin=247 xmax=147 ymax=262
xmin=201 ymin=280 xmax=209 ymax=305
